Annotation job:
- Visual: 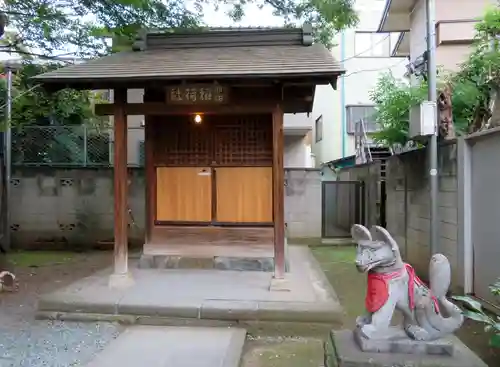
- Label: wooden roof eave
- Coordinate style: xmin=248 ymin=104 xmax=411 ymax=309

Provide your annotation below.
xmin=34 ymin=71 xmax=345 ymax=92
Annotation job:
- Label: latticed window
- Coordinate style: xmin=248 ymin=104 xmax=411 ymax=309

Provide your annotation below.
xmin=138 ymin=141 xmax=145 ymax=167
xmin=346 ymin=105 xmax=379 ymax=134
xmin=152 ymin=114 xmax=272 ymax=167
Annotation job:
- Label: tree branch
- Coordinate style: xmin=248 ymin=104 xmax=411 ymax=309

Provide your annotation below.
xmin=0 ymin=47 xmax=76 ymax=63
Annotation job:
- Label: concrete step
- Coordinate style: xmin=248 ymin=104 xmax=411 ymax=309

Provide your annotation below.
xmin=138 ymin=254 xmax=276 ymax=272
xmin=86 ymin=326 xmax=246 ymax=367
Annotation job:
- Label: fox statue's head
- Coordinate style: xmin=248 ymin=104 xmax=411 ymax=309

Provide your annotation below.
xmin=351 ymin=224 xmax=404 ymax=273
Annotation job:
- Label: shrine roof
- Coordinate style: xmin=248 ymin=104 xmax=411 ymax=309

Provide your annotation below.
xmin=33 ymin=26 xmax=344 ymax=90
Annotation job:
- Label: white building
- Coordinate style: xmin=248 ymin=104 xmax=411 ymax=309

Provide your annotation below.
xmin=312 ymin=0 xmax=407 ymax=168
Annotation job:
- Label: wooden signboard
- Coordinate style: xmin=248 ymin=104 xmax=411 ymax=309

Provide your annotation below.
xmin=166 ymin=85 xmax=229 ymax=105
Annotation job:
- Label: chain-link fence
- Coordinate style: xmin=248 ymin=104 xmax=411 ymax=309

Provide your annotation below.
xmin=11 ymin=125 xmax=145 ymax=167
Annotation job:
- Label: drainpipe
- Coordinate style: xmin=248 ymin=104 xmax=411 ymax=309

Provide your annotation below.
xmin=340 ymin=31 xmax=347 ymax=158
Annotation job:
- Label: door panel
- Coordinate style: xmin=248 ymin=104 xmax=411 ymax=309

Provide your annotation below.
xmin=215 ymin=167 xmax=272 ymax=223
xmin=156 ymin=167 xmax=212 ymax=222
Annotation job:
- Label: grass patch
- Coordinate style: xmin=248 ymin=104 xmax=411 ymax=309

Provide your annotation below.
xmin=242 ymin=337 xmax=324 ymax=367
xmin=8 ymin=251 xmax=76 ymax=268
xmin=311 ymin=246 xmax=365 ymax=329
xmin=312 ymin=246 xmax=356 ymax=264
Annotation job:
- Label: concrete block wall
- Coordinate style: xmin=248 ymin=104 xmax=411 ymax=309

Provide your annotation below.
xmin=8 ymin=167 xmax=322 ymax=249
xmin=9 ymin=167 xmax=146 ymax=249
xmin=284 ymin=168 xmax=322 ymax=241
xmin=384 ymin=142 xmax=460 ymax=288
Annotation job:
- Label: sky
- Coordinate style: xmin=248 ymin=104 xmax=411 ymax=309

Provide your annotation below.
xmin=0 ymin=1 xmax=288 ymax=62
xmin=194 ymin=2 xmax=284 ymax=27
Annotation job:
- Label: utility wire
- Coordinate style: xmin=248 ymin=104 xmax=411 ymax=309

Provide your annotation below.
xmin=342 ymin=58 xmax=407 ymax=78
xmin=341 ymin=38 xmax=431 ymax=78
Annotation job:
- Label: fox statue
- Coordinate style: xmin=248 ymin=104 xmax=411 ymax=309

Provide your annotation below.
xmin=351 ymin=224 xmax=463 ymax=341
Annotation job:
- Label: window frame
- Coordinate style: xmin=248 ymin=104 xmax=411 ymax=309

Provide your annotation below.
xmin=345 ymin=105 xmax=379 ymax=135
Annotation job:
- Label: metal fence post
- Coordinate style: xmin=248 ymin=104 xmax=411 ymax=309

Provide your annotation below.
xmin=3 ymin=66 xmax=12 ymax=250
xmin=83 ymin=124 xmax=88 ymax=166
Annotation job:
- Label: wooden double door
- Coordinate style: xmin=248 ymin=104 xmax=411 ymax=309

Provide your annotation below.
xmin=156 ymin=166 xmax=273 ymax=224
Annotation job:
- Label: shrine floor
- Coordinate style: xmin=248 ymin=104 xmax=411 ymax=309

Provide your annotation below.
xmin=36 ymin=246 xmax=343 ymax=329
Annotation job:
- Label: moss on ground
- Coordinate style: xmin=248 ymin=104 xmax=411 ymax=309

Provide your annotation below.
xmin=241 ymin=336 xmax=324 ymax=367
xmin=7 ymin=251 xmax=76 ymax=268
xmin=310 ymin=246 xmax=365 ymax=329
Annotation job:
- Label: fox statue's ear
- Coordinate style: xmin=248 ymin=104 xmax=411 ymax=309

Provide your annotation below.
xmin=351 ymin=224 xmax=372 ymax=243
xmin=370 ymin=226 xmax=400 ymax=253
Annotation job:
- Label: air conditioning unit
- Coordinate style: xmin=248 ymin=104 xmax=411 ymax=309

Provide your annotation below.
xmin=409 ymin=101 xmax=437 ymax=138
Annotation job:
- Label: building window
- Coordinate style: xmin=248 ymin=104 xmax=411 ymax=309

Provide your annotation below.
xmin=354 ymin=32 xmax=391 ymax=58
xmin=315 ymin=115 xmax=323 ymax=142
xmin=346 ymin=105 xmax=379 ymax=134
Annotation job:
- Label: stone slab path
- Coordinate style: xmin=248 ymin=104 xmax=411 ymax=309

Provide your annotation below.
xmin=38 ymin=246 xmax=342 ymax=325
xmin=85 ymin=326 xmax=247 ymax=367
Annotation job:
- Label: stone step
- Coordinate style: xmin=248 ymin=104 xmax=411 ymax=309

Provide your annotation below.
xmin=138 ymin=254 xmax=277 ymax=272
xmin=85 ymin=326 xmax=247 ymax=367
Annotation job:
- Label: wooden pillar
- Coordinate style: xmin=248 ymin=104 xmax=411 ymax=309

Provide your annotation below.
xmin=110 ymin=88 xmax=132 ymax=287
xmin=272 ymin=105 xmax=285 ymax=279
xmin=144 ymin=116 xmax=155 ymax=244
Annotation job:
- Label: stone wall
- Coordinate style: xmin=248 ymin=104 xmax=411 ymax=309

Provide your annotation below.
xmin=9 ymin=167 xmax=322 ymax=249
xmin=384 ymin=142 xmax=460 ymax=288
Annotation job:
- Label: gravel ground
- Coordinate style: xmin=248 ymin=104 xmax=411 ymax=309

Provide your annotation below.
xmin=0 ymin=251 xmax=125 ymax=367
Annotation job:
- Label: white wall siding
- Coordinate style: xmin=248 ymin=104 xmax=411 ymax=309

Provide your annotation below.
xmin=312 ymin=0 xmax=407 ymax=165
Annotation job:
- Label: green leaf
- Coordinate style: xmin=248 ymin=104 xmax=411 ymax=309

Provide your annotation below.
xmin=489 ymin=333 xmax=500 ymax=348
xmin=462 ymin=310 xmax=494 ymax=324
xmin=452 ymin=296 xmax=484 ymax=313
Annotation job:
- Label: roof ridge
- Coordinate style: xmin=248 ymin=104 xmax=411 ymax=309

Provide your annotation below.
xmin=132 ymin=25 xmax=313 ymax=51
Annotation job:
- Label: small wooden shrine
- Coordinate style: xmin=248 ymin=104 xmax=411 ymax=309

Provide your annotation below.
xmin=34 ymin=26 xmax=344 ymax=284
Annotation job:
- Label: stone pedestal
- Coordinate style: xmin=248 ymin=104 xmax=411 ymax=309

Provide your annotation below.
xmin=325 ymin=330 xmax=488 ymax=367
xmin=353 ymin=327 xmax=454 ymax=356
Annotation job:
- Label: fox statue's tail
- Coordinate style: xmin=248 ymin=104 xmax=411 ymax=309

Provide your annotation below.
xmin=423 ymin=254 xmax=464 ymax=335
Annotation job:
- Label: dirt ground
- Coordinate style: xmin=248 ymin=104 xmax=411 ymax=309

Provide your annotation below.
xmin=0 ymin=251 xmax=113 ymax=330
xmin=0 ymin=251 xmax=112 ymax=323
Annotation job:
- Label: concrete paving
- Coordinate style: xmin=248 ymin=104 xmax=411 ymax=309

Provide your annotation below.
xmin=85 ymin=326 xmax=246 ymax=367
xmin=37 ymin=246 xmax=342 ymax=325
